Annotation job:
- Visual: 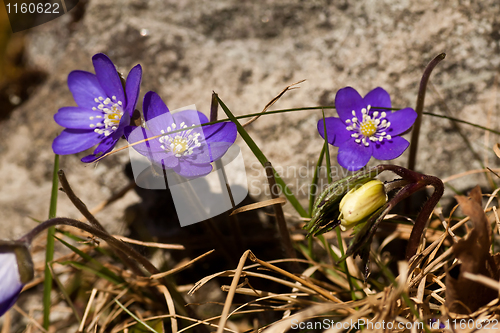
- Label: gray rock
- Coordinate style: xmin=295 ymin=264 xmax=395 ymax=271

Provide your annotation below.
xmin=1 ymin=0 xmax=500 ymax=239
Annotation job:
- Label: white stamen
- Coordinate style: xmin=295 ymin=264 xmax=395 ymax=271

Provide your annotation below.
xmin=345 ymin=103 xmax=395 ymax=146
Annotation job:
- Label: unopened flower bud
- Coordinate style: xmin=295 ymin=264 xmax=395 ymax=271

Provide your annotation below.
xmin=339 ymin=180 xmax=387 ymax=230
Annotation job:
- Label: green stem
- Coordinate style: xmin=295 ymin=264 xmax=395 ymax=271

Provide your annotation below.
xmin=216 ymin=94 xmax=308 ymax=217
xmin=309 ymin=143 xmax=326 ymax=216
xmin=43 ymin=154 xmax=59 ymax=330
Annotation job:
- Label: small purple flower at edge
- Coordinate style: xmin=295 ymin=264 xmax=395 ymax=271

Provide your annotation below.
xmin=125 ymin=91 xmax=237 ymax=179
xmin=0 ymin=245 xmax=34 ymax=317
xmin=318 ymin=87 xmax=417 ymax=171
xmin=52 ymin=53 xmax=142 ymax=162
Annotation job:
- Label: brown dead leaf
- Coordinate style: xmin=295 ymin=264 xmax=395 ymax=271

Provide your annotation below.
xmin=446 ymin=186 xmax=499 ymax=314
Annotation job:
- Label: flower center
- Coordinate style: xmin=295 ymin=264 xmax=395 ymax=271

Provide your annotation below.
xmin=159 ymin=122 xmax=202 ymax=157
xmin=345 ymin=105 xmax=392 ymax=147
xmin=172 ymin=136 xmax=189 ymax=154
xmin=89 ymin=96 xmax=124 ymax=137
xmin=359 ymin=119 xmax=377 ymax=137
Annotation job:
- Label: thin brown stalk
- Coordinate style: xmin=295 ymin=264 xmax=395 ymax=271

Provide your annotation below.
xmin=265 ymin=161 xmax=297 ymax=264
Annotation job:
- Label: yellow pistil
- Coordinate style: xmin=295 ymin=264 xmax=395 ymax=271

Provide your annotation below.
xmin=360 ymin=120 xmax=377 ymax=137
xmin=172 ymin=136 xmax=188 ymax=155
xmin=105 ymin=106 xmax=122 ymax=125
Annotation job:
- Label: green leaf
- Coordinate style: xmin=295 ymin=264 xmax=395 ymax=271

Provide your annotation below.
xmin=216 ymin=95 xmax=308 ymax=217
xmin=60 ymin=260 xmax=123 ymax=285
xmin=56 ymin=236 xmax=124 ymax=285
xmin=308 ymin=142 xmax=326 ymax=216
xmin=115 ymin=299 xmax=160 ymax=333
xmin=43 ymin=154 xmax=59 ymax=330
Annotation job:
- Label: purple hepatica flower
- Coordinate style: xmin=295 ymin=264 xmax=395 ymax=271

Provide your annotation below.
xmin=52 ymin=53 xmax=142 ymax=162
xmin=0 ymin=244 xmax=33 ymax=317
xmin=318 ymin=87 xmax=417 ymax=171
xmin=125 ymin=91 xmax=237 ymax=179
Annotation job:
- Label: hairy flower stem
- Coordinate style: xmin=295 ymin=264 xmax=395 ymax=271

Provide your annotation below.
xmin=17 ymin=218 xmax=201 ymax=321
xmin=19 ymin=218 xmax=157 ymax=272
xmin=405 ymin=176 xmax=444 ymax=259
xmin=375 ymin=165 xmax=444 ymax=260
xmin=407 ymin=53 xmax=446 ymax=171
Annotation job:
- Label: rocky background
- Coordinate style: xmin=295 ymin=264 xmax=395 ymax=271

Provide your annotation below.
xmin=0 ymin=0 xmax=500 ymax=239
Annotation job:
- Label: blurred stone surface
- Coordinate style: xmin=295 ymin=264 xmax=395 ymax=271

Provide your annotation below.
xmin=1 ymin=0 xmax=500 ymax=238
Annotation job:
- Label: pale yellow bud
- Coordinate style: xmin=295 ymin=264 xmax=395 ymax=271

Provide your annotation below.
xmin=339 ymin=180 xmax=387 ymax=230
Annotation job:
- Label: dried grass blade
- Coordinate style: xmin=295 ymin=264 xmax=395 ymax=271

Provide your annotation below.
xmin=494 ymin=143 xmax=500 ymax=158
xmin=216 ymin=250 xmax=251 ymax=333
xmin=78 ymin=288 xmax=98 ymax=332
xmin=151 ymin=250 xmax=215 ymax=280
xmin=13 ymin=305 xmax=48 ymax=333
xmin=229 ymin=198 xmax=286 ymax=216
xmin=112 ymin=235 xmax=185 ymax=250
xmin=249 ymin=252 xmax=344 ymax=304
xmin=157 ymin=285 xmax=177 ymax=333
xmin=463 ymin=272 xmax=500 ymax=292
xmin=262 ymin=302 xmax=365 ymax=333
xmin=242 ymin=80 xmax=305 ymax=127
